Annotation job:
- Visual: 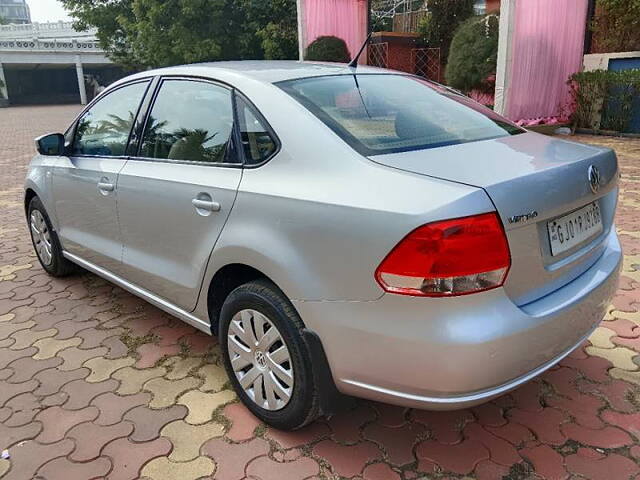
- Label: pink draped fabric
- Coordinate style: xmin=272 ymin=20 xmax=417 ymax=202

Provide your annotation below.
xmin=506 ymin=0 xmax=588 ymax=123
xmin=469 ymin=90 xmax=495 ymax=107
xmin=303 ymin=0 xmax=368 ymax=58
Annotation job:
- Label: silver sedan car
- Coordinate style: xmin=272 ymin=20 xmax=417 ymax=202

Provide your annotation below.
xmin=24 ymin=61 xmax=621 ymax=430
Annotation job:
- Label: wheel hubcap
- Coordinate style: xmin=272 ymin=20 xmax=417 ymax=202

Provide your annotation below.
xmin=30 ymin=210 xmax=53 ymax=266
xmin=227 ymin=309 xmax=294 ymax=411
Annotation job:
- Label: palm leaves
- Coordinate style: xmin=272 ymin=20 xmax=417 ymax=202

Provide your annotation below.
xmin=167 ymin=128 xmax=224 ymax=162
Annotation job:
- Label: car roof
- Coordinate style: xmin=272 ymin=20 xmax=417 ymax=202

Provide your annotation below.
xmin=135 ymin=60 xmax=394 ymax=84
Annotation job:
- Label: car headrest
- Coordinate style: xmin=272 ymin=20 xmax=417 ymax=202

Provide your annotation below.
xmin=394 ymin=110 xmax=441 ymax=140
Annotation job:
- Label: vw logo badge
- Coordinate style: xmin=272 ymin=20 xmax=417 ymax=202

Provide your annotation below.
xmin=588 ymin=165 xmax=601 ymax=194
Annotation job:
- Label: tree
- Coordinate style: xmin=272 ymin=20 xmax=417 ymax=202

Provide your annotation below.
xmin=123 ymin=0 xmax=250 ymax=67
xmin=419 ymin=0 xmax=475 ymax=63
xmin=60 ymin=0 xmax=136 ymax=68
xmin=242 ymin=0 xmax=298 ymax=60
xmin=445 ymin=14 xmax=499 ymax=93
xmin=591 ymin=0 xmax=640 ymax=53
xmin=0 ymin=16 xmax=8 ymax=25
xmin=60 ymin=0 xmax=298 ymax=69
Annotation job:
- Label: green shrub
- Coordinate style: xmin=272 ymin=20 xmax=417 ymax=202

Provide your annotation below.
xmin=445 ymin=15 xmax=499 ymax=93
xmin=418 ymin=0 xmax=475 ymax=62
xmin=569 ymin=69 xmax=640 ymax=132
xmin=305 ymin=36 xmax=350 ymax=63
xmin=248 ymin=0 xmax=299 ymax=60
xmin=257 ymin=22 xmax=298 ymax=60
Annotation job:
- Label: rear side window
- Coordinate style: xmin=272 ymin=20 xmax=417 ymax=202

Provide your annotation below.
xmin=277 ymin=74 xmax=523 ymax=156
xmin=71 ymin=81 xmax=149 ymax=156
xmin=139 ymin=80 xmax=235 ymax=164
xmin=235 ymin=97 xmax=277 ymax=165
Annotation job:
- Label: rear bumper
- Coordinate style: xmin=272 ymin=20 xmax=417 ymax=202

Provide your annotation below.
xmin=293 ymin=228 xmax=622 ymax=410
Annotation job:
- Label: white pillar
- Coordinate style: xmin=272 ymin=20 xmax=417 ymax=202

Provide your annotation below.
xmin=75 ymin=55 xmax=87 ymax=105
xmin=494 ymin=0 xmax=516 ymax=116
xmin=0 ymin=62 xmax=8 ymax=102
xmin=296 ymin=0 xmax=306 ymax=61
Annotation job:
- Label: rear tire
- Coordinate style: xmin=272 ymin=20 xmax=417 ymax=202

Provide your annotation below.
xmin=219 ymin=279 xmax=320 ymax=430
xmin=27 ymin=196 xmax=77 ymax=277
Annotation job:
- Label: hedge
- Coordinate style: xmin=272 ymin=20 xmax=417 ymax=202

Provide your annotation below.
xmin=305 ymin=36 xmax=350 ymax=63
xmin=569 ymin=69 xmax=640 ymax=133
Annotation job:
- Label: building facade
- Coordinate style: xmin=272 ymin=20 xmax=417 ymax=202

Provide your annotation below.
xmin=0 ymin=21 xmax=122 ymax=106
xmin=474 ymin=0 xmax=501 ymax=15
xmin=0 ymin=0 xmax=31 ymax=24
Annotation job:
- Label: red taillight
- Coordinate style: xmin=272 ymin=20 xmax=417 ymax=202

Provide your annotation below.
xmin=375 ymin=212 xmax=511 ymax=297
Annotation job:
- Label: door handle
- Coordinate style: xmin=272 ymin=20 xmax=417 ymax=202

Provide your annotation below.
xmin=192 ymin=198 xmax=221 ymax=212
xmin=97 ymin=178 xmax=115 ymax=194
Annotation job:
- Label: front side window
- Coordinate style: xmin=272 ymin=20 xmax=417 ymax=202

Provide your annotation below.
xmin=236 ymin=97 xmax=277 ymax=165
xmin=71 ymin=81 xmax=149 ymax=156
xmin=278 ymin=74 xmax=523 ymax=156
xmin=139 ymin=80 xmax=234 ymax=164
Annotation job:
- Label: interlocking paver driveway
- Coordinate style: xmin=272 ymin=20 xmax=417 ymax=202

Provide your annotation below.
xmin=0 ymin=105 xmax=639 ymax=480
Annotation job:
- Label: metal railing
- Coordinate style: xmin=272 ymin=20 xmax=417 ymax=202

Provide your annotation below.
xmin=368 ymin=43 xmax=389 ymax=69
xmin=411 ymin=47 xmax=441 ymax=82
xmin=0 ymin=38 xmax=102 ymax=52
xmin=0 ymin=21 xmax=97 ymax=42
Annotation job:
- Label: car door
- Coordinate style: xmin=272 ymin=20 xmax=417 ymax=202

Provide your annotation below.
xmin=52 ymin=80 xmax=151 ymax=272
xmin=116 ymin=78 xmax=243 ymax=311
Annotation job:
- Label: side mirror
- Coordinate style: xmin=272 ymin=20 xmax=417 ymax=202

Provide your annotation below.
xmin=35 ymin=133 xmax=65 ymax=156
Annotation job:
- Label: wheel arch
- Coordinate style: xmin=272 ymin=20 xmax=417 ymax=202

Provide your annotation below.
xmin=206 ymin=262 xmax=298 ymax=334
xmin=24 ymin=172 xmax=60 ymax=232
xmin=205 ymin=261 xmax=352 ymax=417
xmin=24 ymin=185 xmax=61 ymax=233
xmin=24 ymin=187 xmax=38 ymax=215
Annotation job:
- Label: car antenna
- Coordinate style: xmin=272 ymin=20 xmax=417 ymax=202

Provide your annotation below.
xmin=347 ymin=32 xmax=373 ymax=69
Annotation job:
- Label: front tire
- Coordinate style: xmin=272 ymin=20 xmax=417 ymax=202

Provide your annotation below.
xmin=27 ymin=196 xmax=77 ymax=277
xmin=219 ymin=279 xmax=319 ymax=430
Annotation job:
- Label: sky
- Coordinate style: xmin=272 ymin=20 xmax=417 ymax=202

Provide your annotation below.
xmin=29 ymin=0 xmax=72 ymax=23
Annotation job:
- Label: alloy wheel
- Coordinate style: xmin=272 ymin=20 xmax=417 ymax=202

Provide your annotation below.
xmin=227 ymin=308 xmax=294 ymax=411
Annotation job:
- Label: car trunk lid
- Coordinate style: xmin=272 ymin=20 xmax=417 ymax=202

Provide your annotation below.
xmin=369 ymin=132 xmax=619 ymax=306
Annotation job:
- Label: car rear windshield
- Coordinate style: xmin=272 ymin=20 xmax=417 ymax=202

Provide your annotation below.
xmin=277 ymin=74 xmax=524 ymax=156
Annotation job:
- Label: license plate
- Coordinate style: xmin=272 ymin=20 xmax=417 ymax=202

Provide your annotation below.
xmin=547 ymin=202 xmax=603 ymax=256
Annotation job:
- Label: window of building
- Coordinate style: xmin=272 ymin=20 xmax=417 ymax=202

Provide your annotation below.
xmin=474 ymin=0 xmax=487 ymax=15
